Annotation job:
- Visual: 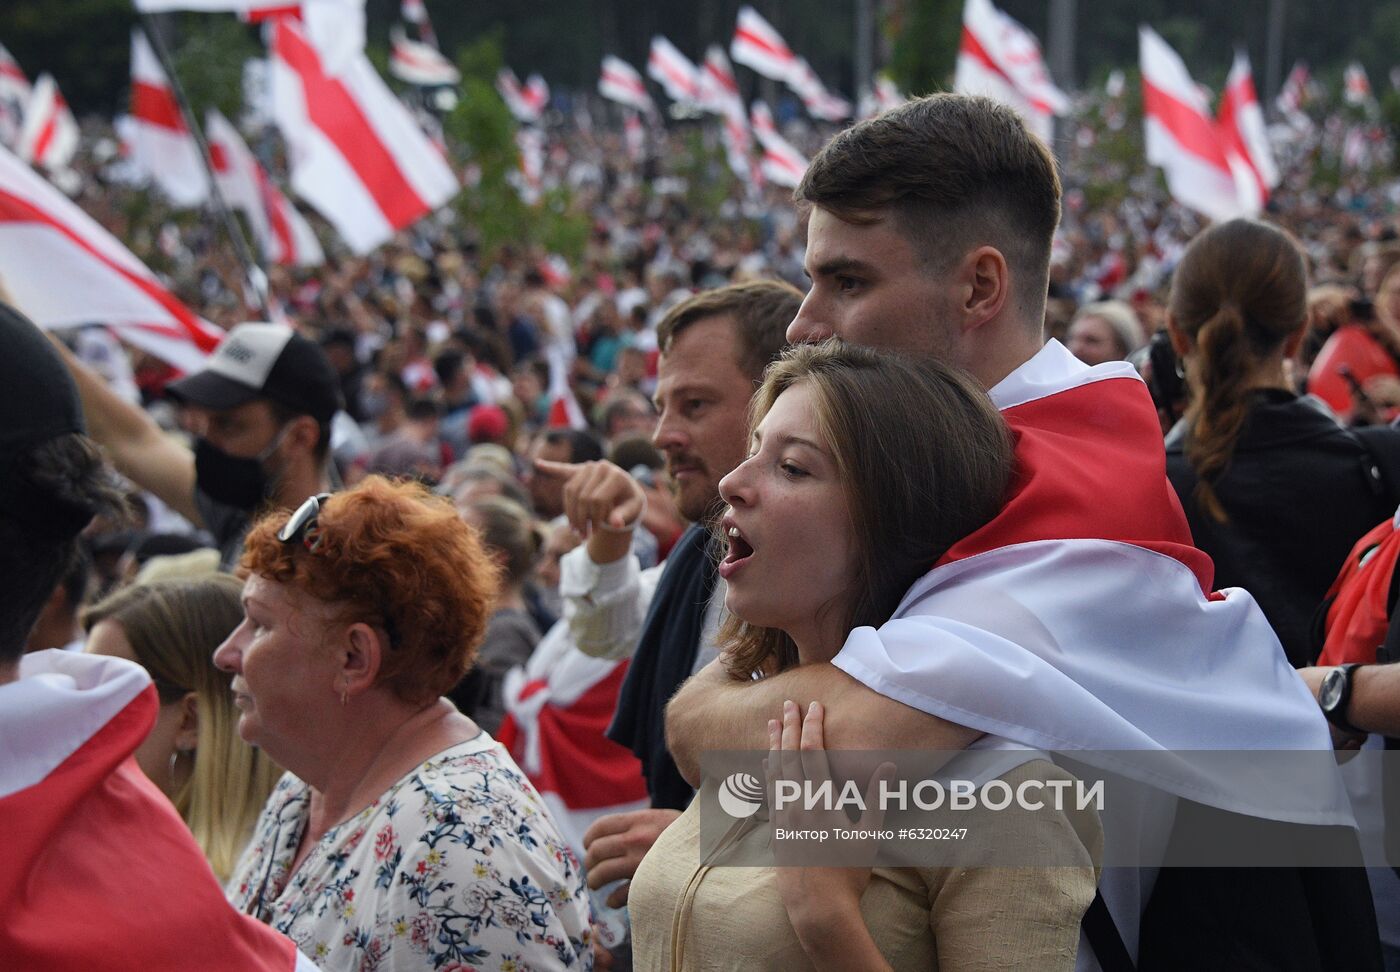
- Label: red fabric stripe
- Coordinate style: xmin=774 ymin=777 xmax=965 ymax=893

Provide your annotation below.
xmin=960 ymin=26 xmax=1016 ymax=87
xmin=1216 ymin=87 xmax=1266 ymax=202
xmin=130 ymin=79 xmax=185 ymax=133
xmin=502 ymin=663 xmax=648 ymax=811
xmin=256 ymin=165 xmax=296 ymax=264
xmin=208 ymin=141 xmax=229 ymax=173
xmin=941 ymin=376 xmax=1214 ymax=593
xmin=0 ymin=689 xmax=294 ymax=971
xmin=30 ymin=112 xmax=56 ymax=165
xmin=1142 ymin=77 xmax=1231 ymax=169
xmin=275 ymin=21 xmax=428 ymax=230
xmin=0 ymin=188 xmax=218 ymax=352
xmin=734 ymin=26 xmax=791 ymax=63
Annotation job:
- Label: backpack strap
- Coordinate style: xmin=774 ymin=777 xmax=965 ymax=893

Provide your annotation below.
xmin=1082 ymin=888 xmax=1137 ymax=972
xmin=1349 ymin=425 xmax=1400 ymax=506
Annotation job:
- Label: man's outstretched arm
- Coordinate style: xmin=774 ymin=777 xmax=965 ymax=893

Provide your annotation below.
xmin=665 ymin=658 xmax=980 ymax=785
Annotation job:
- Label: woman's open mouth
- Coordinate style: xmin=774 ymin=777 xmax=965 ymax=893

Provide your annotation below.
xmin=719 ymin=520 xmax=754 ymax=580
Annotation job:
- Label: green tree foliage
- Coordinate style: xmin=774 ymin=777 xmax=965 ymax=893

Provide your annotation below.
xmin=887 ymin=0 xmax=961 ymax=95
xmin=445 ymin=32 xmax=590 ymax=262
xmin=168 ymin=15 xmax=260 ymax=123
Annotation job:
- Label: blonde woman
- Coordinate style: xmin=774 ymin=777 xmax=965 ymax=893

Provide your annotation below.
xmin=83 ymin=575 xmax=282 ymax=881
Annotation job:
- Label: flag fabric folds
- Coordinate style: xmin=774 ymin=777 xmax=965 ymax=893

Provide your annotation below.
xmin=269 ymin=17 xmax=458 ymax=255
xmin=729 ymin=6 xmax=797 ymax=82
xmin=647 ymin=36 xmax=701 ymax=106
xmin=0 ymin=43 xmax=32 ymax=148
xmin=15 ymin=75 xmax=79 ymax=173
xmin=128 ymin=30 xmax=209 ymax=207
xmin=1139 ymin=26 xmax=1244 ymax=222
xmin=0 ymin=142 xmax=223 ymax=369
xmin=206 ymin=109 xmax=323 ymax=267
xmin=1217 ymin=51 xmax=1278 ymax=216
xmin=750 ymin=101 xmax=807 ymax=188
xmin=598 ymin=56 xmax=655 ymax=115
xmin=954 ymin=0 xmax=1068 ymax=141
xmin=388 ymin=26 xmax=460 ymax=87
xmin=697 ymin=46 xmax=754 ymax=184
xmin=497 ymin=69 xmax=548 ymax=124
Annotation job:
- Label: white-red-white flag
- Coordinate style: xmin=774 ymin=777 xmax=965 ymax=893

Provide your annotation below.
xmin=0 ymin=142 xmax=223 ymax=369
xmin=15 ymin=75 xmax=78 ymax=174
xmin=647 ymin=36 xmax=701 ymax=106
xmin=874 ymin=75 xmax=905 ymax=113
xmin=206 ymin=109 xmax=323 ymax=267
xmin=787 ymin=57 xmax=850 ymax=122
xmin=1216 ymin=50 xmax=1278 ymax=216
xmin=545 ymin=345 xmax=586 ymax=430
xmin=730 ymin=6 xmax=797 ymax=83
xmin=0 ymin=43 xmax=32 ymax=148
xmin=128 ymin=31 xmax=209 ymax=207
xmin=696 ymin=47 xmax=753 ymax=183
xmin=598 ymin=56 xmax=654 ymax=115
xmin=513 ymin=126 xmax=544 ymax=204
xmin=1345 ymin=62 xmax=1372 ymax=105
xmin=1276 ymin=61 xmax=1310 ymax=117
xmin=750 ymin=100 xmax=807 ymax=188
xmin=388 ymin=25 xmax=459 ymax=87
xmin=269 ymin=18 xmax=458 ymax=255
xmin=496 ymin=68 xmax=548 ymax=123
xmin=1140 ymin=26 xmax=1243 ymax=222
xmin=400 ymin=0 xmax=438 ymax=48
xmin=623 ymin=111 xmax=645 ymax=163
xmin=954 ymin=0 xmax=1067 ymax=141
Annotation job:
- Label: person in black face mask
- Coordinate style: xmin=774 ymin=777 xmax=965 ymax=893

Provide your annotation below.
xmin=53 ymin=322 xmax=342 ymax=569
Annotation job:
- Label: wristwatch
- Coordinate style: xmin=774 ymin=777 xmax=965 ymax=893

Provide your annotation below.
xmin=1319 ymin=663 xmax=1364 ymax=736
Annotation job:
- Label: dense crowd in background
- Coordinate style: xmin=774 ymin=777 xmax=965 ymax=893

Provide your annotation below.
xmin=12 ymin=83 xmax=1400 ymax=971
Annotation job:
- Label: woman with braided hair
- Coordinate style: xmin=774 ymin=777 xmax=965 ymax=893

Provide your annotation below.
xmin=1164 ymin=219 xmax=1400 ymax=667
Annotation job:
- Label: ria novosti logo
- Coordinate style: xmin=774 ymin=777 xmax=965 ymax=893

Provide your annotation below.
xmin=717 ymin=772 xmax=764 ymax=818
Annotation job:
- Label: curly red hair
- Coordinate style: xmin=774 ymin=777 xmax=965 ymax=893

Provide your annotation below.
xmin=240 ymin=476 xmax=499 ymax=706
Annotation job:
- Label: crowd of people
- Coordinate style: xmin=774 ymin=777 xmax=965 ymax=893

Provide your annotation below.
xmin=5 ymin=88 xmax=1400 ymax=971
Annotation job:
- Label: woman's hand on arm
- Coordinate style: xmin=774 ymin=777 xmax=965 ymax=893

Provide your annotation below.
xmin=770 ymin=701 xmax=893 ymax=972
xmin=665 ymin=658 xmax=982 ymax=787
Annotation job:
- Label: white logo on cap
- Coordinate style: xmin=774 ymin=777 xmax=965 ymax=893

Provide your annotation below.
xmin=207 ymin=323 xmax=294 ymax=389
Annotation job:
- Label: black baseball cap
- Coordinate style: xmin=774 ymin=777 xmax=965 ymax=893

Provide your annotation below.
xmin=167 ymin=322 xmax=342 ymax=424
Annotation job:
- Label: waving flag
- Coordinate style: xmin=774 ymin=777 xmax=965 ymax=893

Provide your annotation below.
xmin=15 ymin=75 xmax=78 ymax=173
xmin=269 ymin=18 xmax=458 ymax=254
xmin=1140 ymin=26 xmax=1243 ymax=222
xmin=1344 ymin=62 xmax=1372 ymax=105
xmin=750 ymin=100 xmax=807 ymax=188
xmin=206 ymin=109 xmax=322 ymax=267
xmin=496 ymin=68 xmax=548 ymax=123
xmin=127 ymin=31 xmax=210 ymax=207
xmin=0 ymin=44 xmax=31 ymax=147
xmin=729 ymin=6 xmax=797 ymax=82
xmin=497 ymin=628 xmax=649 ymax=862
xmin=696 ymin=47 xmax=754 ymax=184
xmin=954 ymin=0 xmax=1067 ymax=141
xmin=513 ymin=126 xmax=544 ymax=204
xmin=388 ymin=25 xmax=459 ymax=87
xmin=0 ymin=143 xmax=223 ymax=369
xmin=598 ymin=55 xmax=654 ymax=115
xmin=647 ymin=36 xmax=701 ymax=106
xmin=1276 ymin=61 xmax=1310 ymax=118
xmin=1216 ymin=51 xmax=1277 ymax=216
xmin=400 ymin=0 xmax=438 ymax=48
xmin=788 ymin=57 xmax=851 ymax=122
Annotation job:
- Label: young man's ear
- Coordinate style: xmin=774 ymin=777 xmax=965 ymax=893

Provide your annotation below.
xmin=289 ymin=415 xmax=322 ymax=456
xmin=960 ymin=245 xmax=1011 ymax=333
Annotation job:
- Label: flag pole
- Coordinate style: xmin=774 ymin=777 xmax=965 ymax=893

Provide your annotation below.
xmin=136 ymin=13 xmax=273 ymax=321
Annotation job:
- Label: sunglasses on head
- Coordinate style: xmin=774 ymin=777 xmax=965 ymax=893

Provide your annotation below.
xmin=278 ymin=493 xmax=333 ymax=551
